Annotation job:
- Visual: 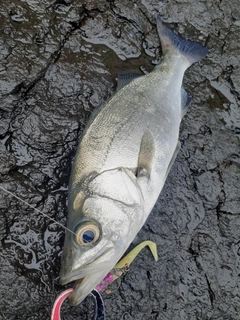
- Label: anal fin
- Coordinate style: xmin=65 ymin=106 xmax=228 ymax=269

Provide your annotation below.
xmin=181 ymin=87 xmax=192 ymax=118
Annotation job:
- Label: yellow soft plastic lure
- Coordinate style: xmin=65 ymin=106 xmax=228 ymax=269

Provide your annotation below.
xmin=96 ymin=240 xmax=158 ymax=292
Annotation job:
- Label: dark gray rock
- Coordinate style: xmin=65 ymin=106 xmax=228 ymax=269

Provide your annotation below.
xmin=0 ymin=0 xmax=239 ymax=319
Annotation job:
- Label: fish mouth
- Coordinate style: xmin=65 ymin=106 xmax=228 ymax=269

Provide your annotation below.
xmin=69 ymin=272 xmax=107 ymax=306
xmin=60 ymin=246 xmax=117 ymax=306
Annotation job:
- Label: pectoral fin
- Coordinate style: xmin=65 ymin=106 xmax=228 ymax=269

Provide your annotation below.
xmin=137 ymin=130 xmax=155 ymax=178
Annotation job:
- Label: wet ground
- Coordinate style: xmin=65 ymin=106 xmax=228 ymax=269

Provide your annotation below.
xmin=0 ymin=0 xmax=240 ymax=319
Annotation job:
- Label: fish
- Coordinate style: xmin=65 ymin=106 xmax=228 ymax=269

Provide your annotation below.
xmin=59 ymin=15 xmax=208 ymax=306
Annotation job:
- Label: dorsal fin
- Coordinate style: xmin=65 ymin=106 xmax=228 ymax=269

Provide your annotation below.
xmin=117 ymin=71 xmax=143 ymax=91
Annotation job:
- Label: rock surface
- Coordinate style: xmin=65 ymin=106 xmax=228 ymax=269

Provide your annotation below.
xmin=0 ymin=0 xmax=240 ymax=319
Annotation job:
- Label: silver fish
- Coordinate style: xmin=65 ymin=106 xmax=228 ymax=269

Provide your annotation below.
xmin=59 ymin=15 xmax=208 ymax=305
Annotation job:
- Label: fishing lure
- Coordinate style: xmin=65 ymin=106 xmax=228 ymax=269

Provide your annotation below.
xmin=51 ymin=241 xmax=158 ymax=319
xmin=96 ymin=240 xmax=158 ymax=293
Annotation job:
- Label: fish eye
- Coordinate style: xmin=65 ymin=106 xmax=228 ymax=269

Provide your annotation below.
xmin=75 ymin=222 xmax=100 ymax=246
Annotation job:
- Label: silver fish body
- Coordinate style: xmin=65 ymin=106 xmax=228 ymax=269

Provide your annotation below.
xmin=60 ymin=16 xmax=208 ymax=305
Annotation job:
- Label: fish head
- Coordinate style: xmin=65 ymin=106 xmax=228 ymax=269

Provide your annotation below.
xmin=60 ymin=168 xmax=145 ymax=305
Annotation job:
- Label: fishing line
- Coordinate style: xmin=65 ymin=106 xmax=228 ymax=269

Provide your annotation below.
xmin=0 ymin=185 xmax=76 ymax=236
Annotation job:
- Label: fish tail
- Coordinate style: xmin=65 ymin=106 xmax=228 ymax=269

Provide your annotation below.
xmin=156 ymin=15 xmax=208 ymax=65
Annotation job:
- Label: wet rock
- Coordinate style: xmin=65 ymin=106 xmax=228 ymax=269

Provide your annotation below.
xmin=0 ymin=0 xmax=240 ymax=319
xmin=0 ymin=142 xmax=17 ymax=176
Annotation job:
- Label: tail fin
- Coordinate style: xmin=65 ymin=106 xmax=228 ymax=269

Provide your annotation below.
xmin=156 ymin=15 xmax=208 ymax=64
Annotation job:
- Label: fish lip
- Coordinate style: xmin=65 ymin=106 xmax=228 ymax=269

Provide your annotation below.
xmin=59 ymin=261 xmax=91 ymax=286
xmin=60 ymin=245 xmax=117 ymax=305
xmin=59 ymin=273 xmax=83 ymax=286
xmin=60 ymin=246 xmax=114 ymax=285
xmin=68 ymin=270 xmax=111 ymax=306
xmin=73 ymin=278 xmax=84 ymax=288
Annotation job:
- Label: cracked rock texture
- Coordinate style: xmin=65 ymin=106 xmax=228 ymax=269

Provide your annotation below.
xmin=0 ymin=0 xmax=240 ymax=319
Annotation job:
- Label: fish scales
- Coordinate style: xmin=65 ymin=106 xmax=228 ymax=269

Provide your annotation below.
xmin=71 ymin=57 xmax=184 ymax=188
